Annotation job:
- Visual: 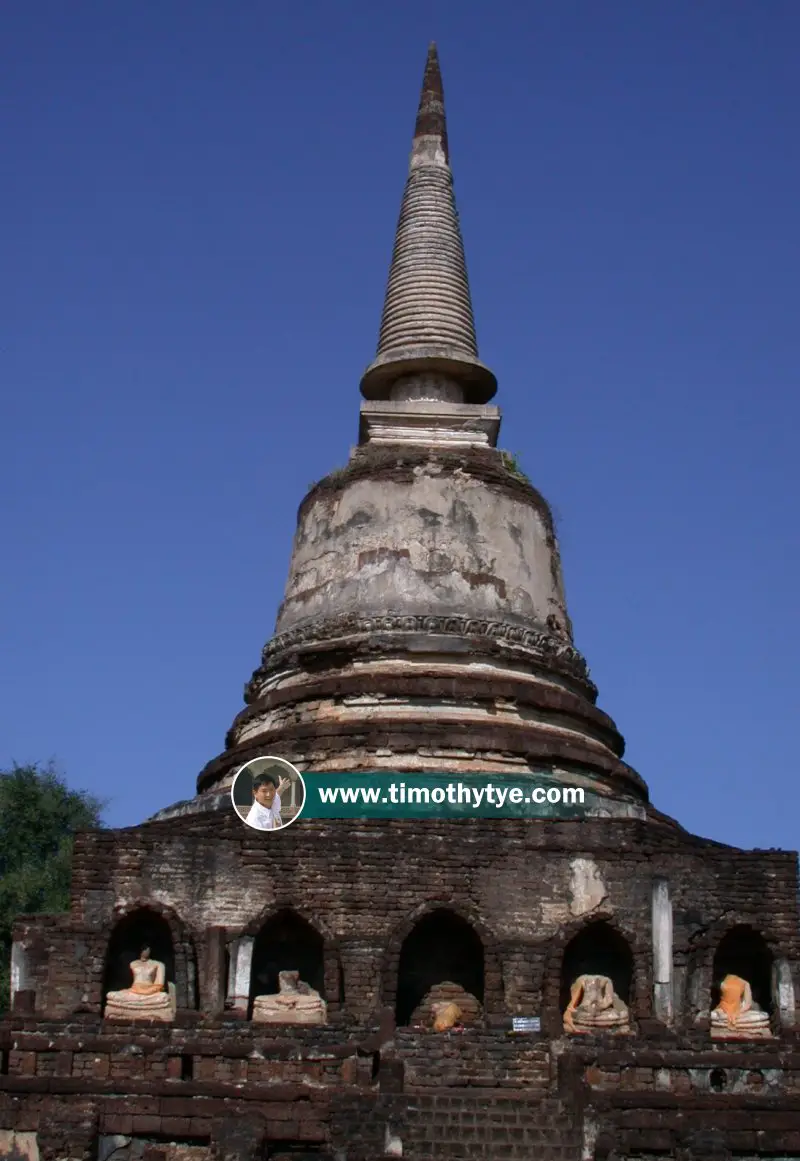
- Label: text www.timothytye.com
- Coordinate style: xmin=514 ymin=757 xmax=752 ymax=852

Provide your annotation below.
xmin=316 ymin=781 xmax=585 ymax=809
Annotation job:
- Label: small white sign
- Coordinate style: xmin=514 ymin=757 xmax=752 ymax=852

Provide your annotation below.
xmin=512 ymin=1016 xmax=541 ymax=1033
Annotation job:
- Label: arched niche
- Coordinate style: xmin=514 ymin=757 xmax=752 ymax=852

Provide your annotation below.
xmin=711 ymin=926 xmax=773 ymax=1016
xmin=102 ymin=908 xmax=176 ymax=1017
xmin=395 ymin=909 xmax=484 ymax=1028
xmin=249 ymin=909 xmax=325 ymax=1015
xmin=559 ymin=921 xmax=634 ymax=1032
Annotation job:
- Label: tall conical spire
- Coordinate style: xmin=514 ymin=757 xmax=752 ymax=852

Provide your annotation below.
xmin=413 ymin=39 xmax=449 ymax=164
xmin=360 ymin=43 xmax=497 ymax=404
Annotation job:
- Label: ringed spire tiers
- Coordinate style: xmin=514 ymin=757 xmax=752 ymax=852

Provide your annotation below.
xmin=360 ymin=43 xmax=497 ymax=406
xmin=176 ymin=40 xmax=653 ymax=820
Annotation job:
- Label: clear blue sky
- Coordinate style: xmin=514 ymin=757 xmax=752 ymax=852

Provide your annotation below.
xmin=2 ymin=1 xmax=798 ymax=848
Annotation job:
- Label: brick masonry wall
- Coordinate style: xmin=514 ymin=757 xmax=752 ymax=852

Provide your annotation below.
xmin=330 ymin=1091 xmax=583 ymax=1160
xmin=394 ymin=1029 xmax=552 ymax=1089
xmin=13 ymin=814 xmax=797 ymax=1031
xmin=3 ymin=813 xmax=800 ymax=1158
xmin=2 ymin=1023 xmax=800 ymax=1158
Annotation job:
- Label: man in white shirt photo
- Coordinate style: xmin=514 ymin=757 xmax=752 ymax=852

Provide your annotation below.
xmin=245 ymin=769 xmax=291 ymax=830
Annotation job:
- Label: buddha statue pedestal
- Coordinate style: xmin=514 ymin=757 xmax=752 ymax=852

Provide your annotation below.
xmin=563 ymin=973 xmax=630 ymax=1035
xmin=710 ymin=974 xmax=771 ymax=1039
xmin=104 ymin=947 xmax=176 ymax=1023
xmin=252 ymin=970 xmax=327 ymax=1025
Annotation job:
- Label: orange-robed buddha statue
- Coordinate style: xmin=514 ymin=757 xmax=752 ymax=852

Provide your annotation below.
xmin=710 ymin=973 xmax=771 ymax=1038
xmin=103 ymin=946 xmax=176 ymax=1022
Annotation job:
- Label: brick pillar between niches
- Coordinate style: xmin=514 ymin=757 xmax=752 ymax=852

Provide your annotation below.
xmin=202 ymin=926 xmax=227 ymax=1015
xmin=226 ymin=935 xmax=254 ymax=1014
xmin=340 ymin=941 xmax=383 ymax=1023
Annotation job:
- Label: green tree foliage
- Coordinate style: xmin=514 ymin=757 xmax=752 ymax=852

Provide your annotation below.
xmin=0 ymin=763 xmax=104 ymax=1013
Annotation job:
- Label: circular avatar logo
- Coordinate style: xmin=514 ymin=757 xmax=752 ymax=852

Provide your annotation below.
xmin=231 ymin=756 xmax=306 ymax=832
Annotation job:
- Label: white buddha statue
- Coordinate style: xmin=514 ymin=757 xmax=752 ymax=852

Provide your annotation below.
xmin=710 ymin=974 xmax=771 ymax=1038
xmin=104 ymin=946 xmax=176 ymax=1022
xmin=563 ymin=973 xmax=630 ymax=1034
xmin=252 ymin=969 xmax=327 ymax=1025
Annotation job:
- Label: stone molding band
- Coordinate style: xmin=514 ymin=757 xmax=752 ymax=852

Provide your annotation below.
xmin=233 ymin=671 xmax=623 ymax=754
xmin=259 ymin=611 xmax=595 ymax=690
xmin=196 ymin=719 xmax=648 ymax=799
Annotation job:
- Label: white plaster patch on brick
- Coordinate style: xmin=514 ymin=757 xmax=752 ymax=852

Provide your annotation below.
xmin=384 ymin=1125 xmax=403 ymax=1156
xmin=581 ymin=1115 xmax=598 ymax=1161
xmin=776 ymin=958 xmax=795 ymax=1025
xmin=231 ymin=936 xmax=254 ymax=1010
xmin=652 ymin=877 xmax=674 ymax=1024
xmin=568 ymin=858 xmax=608 ymax=918
xmin=10 ymin=940 xmax=31 ymax=995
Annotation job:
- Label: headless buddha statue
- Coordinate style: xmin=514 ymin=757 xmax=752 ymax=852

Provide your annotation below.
xmin=104 ymin=946 xmax=175 ymax=1023
xmin=252 ymin=970 xmax=327 ymax=1025
xmin=431 ymin=1001 xmax=462 ymax=1032
xmin=563 ymin=973 xmax=630 ymax=1034
xmin=710 ymin=974 xmax=771 ymax=1038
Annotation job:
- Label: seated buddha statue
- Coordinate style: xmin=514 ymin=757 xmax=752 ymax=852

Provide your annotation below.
xmin=710 ymin=974 xmax=771 ymax=1038
xmin=563 ymin=973 xmax=630 ymax=1034
xmin=104 ymin=946 xmax=175 ymax=1022
xmin=252 ymin=970 xmax=327 ymax=1025
xmin=430 ymin=1001 xmax=462 ymax=1032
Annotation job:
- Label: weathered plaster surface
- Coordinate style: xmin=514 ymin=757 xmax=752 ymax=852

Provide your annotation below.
xmin=568 ymin=858 xmax=608 ymax=918
xmin=276 ymin=468 xmax=568 ymax=634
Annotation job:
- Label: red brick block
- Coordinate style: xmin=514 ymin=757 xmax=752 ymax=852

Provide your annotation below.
xmin=160 ymin=1118 xmax=192 ymax=1135
xmin=142 ymin=1149 xmax=168 ymax=1161
xmin=132 ymin=1115 xmax=163 ymax=1133
xmin=266 ymin=1119 xmax=299 ymax=1139
xmin=102 ymin=1115 xmax=133 ymax=1134
xmin=262 ymin=1103 xmax=296 ymax=1121
xmin=297 ymin=1119 xmax=326 ymax=1141
xmin=14 ymin=1110 xmax=40 ymax=1132
xmin=159 ymin=1097 xmax=196 ymax=1117
xmin=11 ymin=1052 xmax=36 ymax=1076
xmin=195 ymin=1058 xmax=216 ymax=1081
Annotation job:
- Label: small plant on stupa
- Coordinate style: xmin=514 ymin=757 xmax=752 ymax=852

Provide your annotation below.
xmin=500 ymin=450 xmax=531 ymax=484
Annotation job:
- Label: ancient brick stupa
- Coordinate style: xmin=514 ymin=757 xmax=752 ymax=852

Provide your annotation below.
xmin=2 ymin=44 xmax=799 ymax=1161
